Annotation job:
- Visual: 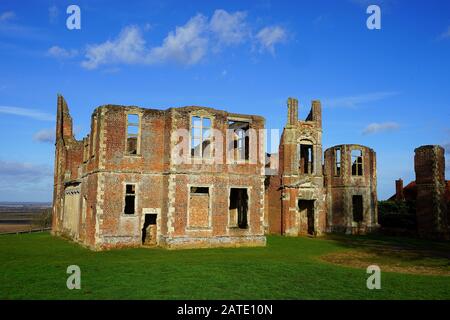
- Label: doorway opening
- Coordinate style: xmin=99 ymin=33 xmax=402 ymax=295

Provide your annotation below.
xmin=352 ymin=195 xmax=364 ymax=223
xmin=229 ymin=188 xmax=248 ymax=229
xmin=298 ymin=200 xmax=315 ymax=235
xmin=142 ymin=213 xmax=157 ymax=246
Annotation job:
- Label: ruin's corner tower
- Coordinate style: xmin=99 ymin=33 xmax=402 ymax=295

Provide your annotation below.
xmin=414 ymin=145 xmax=449 ymax=239
xmin=324 ymin=145 xmax=378 ymax=234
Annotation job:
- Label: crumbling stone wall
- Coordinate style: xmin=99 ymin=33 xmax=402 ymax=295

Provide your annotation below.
xmin=324 ymin=145 xmax=378 ymax=234
xmin=414 ymin=145 xmax=449 ymax=239
xmin=52 ymin=96 xmax=266 ymax=250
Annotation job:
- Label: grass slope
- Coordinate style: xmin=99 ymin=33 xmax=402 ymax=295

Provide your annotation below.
xmin=0 ymin=232 xmax=449 ymax=299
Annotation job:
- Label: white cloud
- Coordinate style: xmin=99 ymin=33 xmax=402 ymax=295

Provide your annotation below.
xmin=0 ymin=106 xmax=54 ymax=121
xmin=323 ymin=91 xmax=399 ymax=108
xmin=47 ymin=46 xmax=78 ymax=59
xmin=148 ymin=14 xmax=209 ymax=65
xmin=210 ymin=9 xmax=248 ymax=45
xmin=33 ymin=129 xmax=55 ymax=143
xmin=82 ymin=25 xmax=147 ymax=69
xmin=48 ymin=5 xmax=59 ymax=23
xmin=255 ymin=26 xmax=287 ymax=54
xmin=0 ymin=11 xmax=15 ymax=23
xmin=362 ymin=122 xmax=400 ymax=135
xmin=82 ymin=15 xmax=209 ymax=69
xmin=80 ymin=10 xmax=288 ymax=69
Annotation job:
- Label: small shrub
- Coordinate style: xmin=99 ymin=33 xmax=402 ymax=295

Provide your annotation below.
xmin=378 ymin=200 xmax=416 ymax=230
xmin=33 ymin=208 xmax=52 ymax=229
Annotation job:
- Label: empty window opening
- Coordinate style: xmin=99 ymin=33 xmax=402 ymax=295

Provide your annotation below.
xmin=83 ymin=136 xmax=90 ymax=163
xmin=124 ymin=184 xmax=136 ymax=215
xmin=298 ymin=200 xmax=315 ymax=235
xmin=335 ymin=148 xmax=341 ymax=176
xmin=298 ymin=144 xmax=314 ymax=174
xmin=229 ymin=188 xmax=248 ymax=229
xmin=127 ymin=114 xmax=139 ymax=155
xmin=190 ymin=186 xmax=209 ymax=194
xmin=229 ymin=121 xmax=250 ymax=161
xmin=352 ymin=195 xmax=364 ymax=222
xmin=142 ymin=213 xmax=157 ymax=245
xmin=351 ymin=149 xmax=363 ymax=176
xmin=191 ymin=116 xmax=212 ymax=158
xmin=91 ymin=116 xmax=97 ymax=158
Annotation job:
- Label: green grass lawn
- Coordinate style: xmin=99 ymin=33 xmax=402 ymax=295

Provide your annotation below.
xmin=0 ymin=232 xmax=449 ymax=299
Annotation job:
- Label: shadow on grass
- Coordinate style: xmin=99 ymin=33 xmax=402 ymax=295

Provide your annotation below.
xmin=319 ymin=233 xmax=450 ymax=275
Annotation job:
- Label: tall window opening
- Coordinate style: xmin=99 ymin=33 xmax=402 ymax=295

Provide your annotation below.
xmin=229 ymin=121 xmax=250 ymax=161
xmin=335 ymin=148 xmax=341 ymax=176
xmin=91 ymin=116 xmax=97 ymax=158
xmin=351 ymin=149 xmax=363 ymax=176
xmin=124 ymin=184 xmax=136 ymax=215
xmin=191 ymin=116 xmax=211 ymax=158
xmin=83 ymin=137 xmax=90 ymax=163
xmin=229 ymin=188 xmax=248 ymax=229
xmin=126 ymin=114 xmax=139 ymax=155
xmin=298 ymin=144 xmax=314 ymax=174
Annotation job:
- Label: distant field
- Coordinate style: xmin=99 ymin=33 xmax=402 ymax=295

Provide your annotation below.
xmin=0 ymin=232 xmax=449 ymax=299
xmin=0 ymin=224 xmax=37 ymax=233
xmin=0 ymin=202 xmax=51 ymax=234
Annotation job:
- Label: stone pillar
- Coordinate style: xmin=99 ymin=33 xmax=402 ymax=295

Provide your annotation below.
xmin=414 ymin=145 xmax=449 ymax=239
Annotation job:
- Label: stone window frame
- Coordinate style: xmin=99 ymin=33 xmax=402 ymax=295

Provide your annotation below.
xmin=334 ymin=147 xmax=341 ymax=176
xmin=121 ymin=182 xmax=138 ymax=216
xmin=81 ymin=195 xmax=87 ymax=224
xmin=297 ymin=139 xmax=315 ymax=175
xmin=186 ymin=184 xmax=213 ymax=231
xmin=90 ymin=114 xmax=98 ymax=159
xmin=189 ymin=112 xmax=214 ymax=160
xmin=350 ymin=147 xmax=364 ymax=177
xmin=227 ymin=186 xmax=252 ymax=230
xmin=124 ymin=111 xmax=143 ymax=157
xmin=227 ymin=117 xmax=253 ymax=165
xmin=82 ymin=135 xmax=90 ymax=163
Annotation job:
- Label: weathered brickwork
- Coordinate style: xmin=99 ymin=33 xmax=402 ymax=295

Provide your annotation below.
xmin=414 ymin=145 xmax=449 ymax=239
xmin=324 ymin=145 xmax=378 ymax=234
xmin=265 ymin=98 xmax=379 ymax=236
xmin=53 ymin=94 xmax=385 ymax=249
xmin=52 ymin=95 xmax=266 ymax=250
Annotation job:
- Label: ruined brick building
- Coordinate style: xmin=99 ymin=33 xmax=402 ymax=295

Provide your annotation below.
xmin=52 ymin=95 xmax=379 ymax=250
xmin=265 ymin=98 xmax=378 ymax=236
xmin=52 ymin=95 xmax=266 ymax=250
xmin=390 ymin=145 xmax=449 ymax=239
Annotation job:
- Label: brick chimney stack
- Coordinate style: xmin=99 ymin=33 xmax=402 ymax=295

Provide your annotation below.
xmin=287 ymin=97 xmax=298 ymax=126
xmin=395 ymin=179 xmax=404 ymax=201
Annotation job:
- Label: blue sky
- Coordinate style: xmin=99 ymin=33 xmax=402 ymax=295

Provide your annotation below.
xmin=0 ymin=0 xmax=449 ymax=202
